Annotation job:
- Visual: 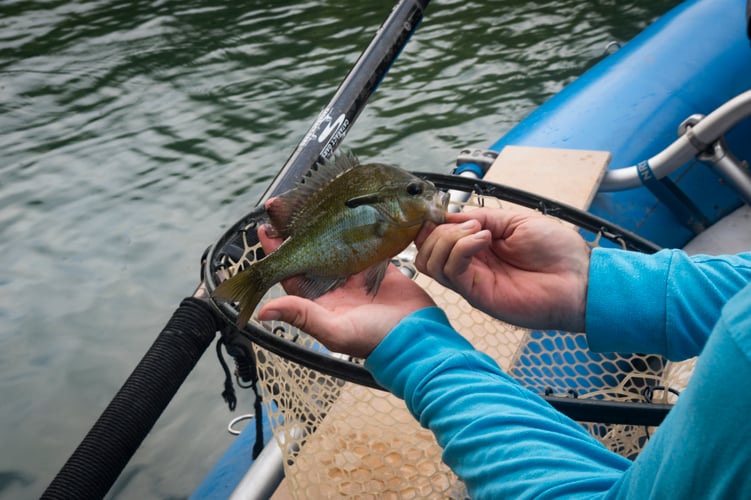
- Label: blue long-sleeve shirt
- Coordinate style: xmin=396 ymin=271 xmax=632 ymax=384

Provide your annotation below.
xmin=365 ymin=248 xmax=751 ymax=499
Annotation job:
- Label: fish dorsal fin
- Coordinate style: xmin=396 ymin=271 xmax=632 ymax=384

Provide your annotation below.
xmin=265 ymin=150 xmax=360 ymax=237
xmin=321 ymin=149 xmax=359 ymax=175
xmin=300 ymin=149 xmax=359 ymax=195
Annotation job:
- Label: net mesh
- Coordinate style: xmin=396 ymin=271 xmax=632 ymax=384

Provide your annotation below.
xmin=224 ymin=193 xmax=694 ymax=498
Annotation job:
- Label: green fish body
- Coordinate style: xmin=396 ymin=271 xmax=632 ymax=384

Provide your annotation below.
xmin=214 ymin=152 xmax=448 ymax=325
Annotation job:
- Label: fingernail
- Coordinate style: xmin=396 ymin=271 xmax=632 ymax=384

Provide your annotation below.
xmin=473 ymin=229 xmax=490 ymax=239
xmin=260 ymin=309 xmax=281 ymax=321
xmin=459 ymin=220 xmax=476 ymax=229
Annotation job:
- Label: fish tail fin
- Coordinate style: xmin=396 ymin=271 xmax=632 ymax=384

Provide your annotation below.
xmin=213 ymin=264 xmax=270 ymax=326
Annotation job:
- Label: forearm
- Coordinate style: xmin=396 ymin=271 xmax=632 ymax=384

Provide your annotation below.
xmin=366 ymin=308 xmax=630 ymax=499
xmin=604 ymin=284 xmax=751 ymax=499
xmin=586 ymin=248 xmax=751 ymax=360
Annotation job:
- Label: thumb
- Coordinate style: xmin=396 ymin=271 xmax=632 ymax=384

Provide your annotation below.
xmin=259 ymin=296 xmax=328 ymax=335
xmin=258 ymin=296 xmax=346 ymax=349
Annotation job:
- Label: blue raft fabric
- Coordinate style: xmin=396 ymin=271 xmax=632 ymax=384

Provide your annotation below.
xmin=366 ymin=249 xmax=751 ymax=499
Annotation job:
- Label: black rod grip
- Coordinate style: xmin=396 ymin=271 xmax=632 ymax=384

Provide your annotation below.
xmin=42 ymin=297 xmax=221 ymax=500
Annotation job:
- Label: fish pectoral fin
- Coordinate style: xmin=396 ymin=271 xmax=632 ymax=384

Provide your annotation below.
xmin=364 ymin=260 xmax=389 ymax=296
xmin=296 ymin=275 xmax=346 ymax=300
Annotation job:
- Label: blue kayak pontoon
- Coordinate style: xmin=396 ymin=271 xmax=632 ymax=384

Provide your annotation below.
xmin=490 ymin=0 xmax=751 ymax=247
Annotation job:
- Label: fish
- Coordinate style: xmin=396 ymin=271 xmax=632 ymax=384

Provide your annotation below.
xmin=213 ymin=151 xmax=449 ymax=326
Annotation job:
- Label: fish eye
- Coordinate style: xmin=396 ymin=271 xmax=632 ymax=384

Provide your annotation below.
xmin=406 ymin=182 xmax=423 ymax=196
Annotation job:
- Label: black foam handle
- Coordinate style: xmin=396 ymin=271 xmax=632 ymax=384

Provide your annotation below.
xmin=42 ymin=298 xmax=221 ymax=500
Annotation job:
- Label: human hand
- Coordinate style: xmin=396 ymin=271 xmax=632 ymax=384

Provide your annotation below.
xmin=256 ymin=224 xmax=436 ymax=359
xmin=415 ymin=208 xmax=590 ymax=332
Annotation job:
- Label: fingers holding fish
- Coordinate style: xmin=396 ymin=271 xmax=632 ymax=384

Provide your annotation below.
xmin=415 ymin=219 xmax=489 ymax=289
xmin=259 ymin=265 xmax=435 ymax=359
xmin=258 ymin=223 xmax=282 ymax=251
xmin=442 ymin=228 xmax=493 ymax=285
xmin=258 ymin=292 xmax=386 ymax=359
xmin=258 ymin=295 xmax=374 ymax=357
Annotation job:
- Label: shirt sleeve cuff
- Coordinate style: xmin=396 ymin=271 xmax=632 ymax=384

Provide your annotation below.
xmin=585 ymin=247 xmax=671 ymax=355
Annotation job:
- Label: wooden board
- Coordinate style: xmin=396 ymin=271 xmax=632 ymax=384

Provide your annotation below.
xmin=483 ymin=145 xmax=610 ymax=209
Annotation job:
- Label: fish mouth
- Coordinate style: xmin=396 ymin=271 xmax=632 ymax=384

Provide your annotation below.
xmin=428 ymin=190 xmax=450 ymax=223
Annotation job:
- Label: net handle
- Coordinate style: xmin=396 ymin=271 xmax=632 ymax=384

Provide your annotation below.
xmin=42 ymin=298 xmax=221 ymax=499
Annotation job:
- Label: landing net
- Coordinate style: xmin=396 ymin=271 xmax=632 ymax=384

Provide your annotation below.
xmin=207 ymin=174 xmax=693 ymax=498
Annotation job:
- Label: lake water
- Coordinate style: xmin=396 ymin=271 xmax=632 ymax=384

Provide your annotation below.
xmin=0 ymin=0 xmax=679 ymax=498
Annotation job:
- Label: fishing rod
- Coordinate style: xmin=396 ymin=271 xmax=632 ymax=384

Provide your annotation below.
xmin=264 ymin=3 xmax=430 ymax=199
xmin=42 ymin=2 xmax=430 ymax=498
